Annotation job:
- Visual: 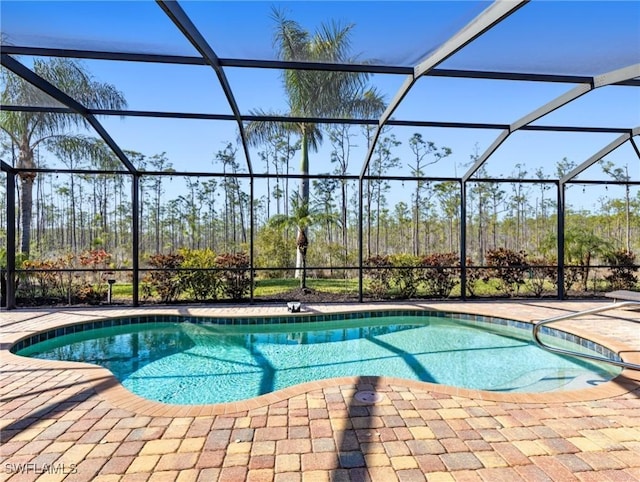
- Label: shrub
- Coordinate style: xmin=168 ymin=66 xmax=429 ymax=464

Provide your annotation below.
xmin=78 ymin=248 xmax=112 ymax=302
xmin=20 ymin=253 xmax=78 ymax=303
xmin=540 ymin=256 xmax=573 ymax=294
xmin=21 ymin=259 xmax=66 ymax=300
xmin=142 ymin=253 xmax=184 ymax=303
xmin=527 ymin=258 xmax=557 ymax=298
xmin=78 ymin=248 xmax=111 ymax=267
xmin=178 ymin=248 xmax=219 ymax=301
xmin=75 ymin=284 xmax=104 ymax=305
xmin=420 ymin=252 xmax=459 ymax=298
xmin=464 ymin=258 xmax=482 ymax=297
xmin=364 ymin=255 xmax=393 ymax=299
xmin=604 ymin=250 xmax=638 ymax=290
xmin=17 ymin=251 xmax=114 ymax=305
xmin=389 ymin=254 xmax=421 ymax=299
xmin=216 ymin=252 xmax=252 ymax=300
xmin=254 ymin=223 xmax=295 ymax=278
xmin=484 ymin=248 xmax=529 ymax=296
xmin=555 ymin=264 xmax=582 ymax=294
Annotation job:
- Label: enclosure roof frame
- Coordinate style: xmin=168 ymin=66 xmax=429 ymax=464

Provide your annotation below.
xmin=156 ymin=0 xmax=253 ymax=175
xmin=1 ymin=0 xmax=638 ymax=184
xmin=0 ymin=53 xmax=138 ymax=174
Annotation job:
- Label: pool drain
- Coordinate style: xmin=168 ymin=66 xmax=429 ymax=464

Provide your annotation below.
xmin=354 ymin=390 xmax=384 ymax=404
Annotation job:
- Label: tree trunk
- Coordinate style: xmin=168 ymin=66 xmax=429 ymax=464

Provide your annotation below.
xmin=366 ymin=177 xmax=372 ymax=258
xmin=36 ymin=172 xmax=43 ymax=253
xmin=413 ymin=184 xmax=421 ymax=257
xmin=300 ymin=250 xmax=307 ymax=289
xmin=341 ymin=180 xmax=348 ymax=265
xmin=17 ymin=144 xmax=36 ymax=256
xmin=78 ymin=182 xmax=85 ymax=249
xmin=478 ymin=194 xmax=484 ymax=264
xmin=376 ymin=186 xmax=381 ymax=256
xmin=70 ymin=175 xmax=77 ymax=251
xmin=155 ymin=184 xmax=161 ymax=253
xmin=625 ymin=185 xmax=631 ymax=252
xmin=266 ymin=158 xmax=271 ymax=219
xmin=296 ymin=227 xmax=308 ymax=289
xmin=295 ymin=132 xmax=310 ymax=279
xmin=235 ymin=179 xmax=246 ymax=244
xmin=19 ymin=174 xmax=35 ymax=256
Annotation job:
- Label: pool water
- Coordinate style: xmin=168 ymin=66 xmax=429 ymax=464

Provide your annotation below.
xmin=16 ymin=316 xmax=621 ymax=404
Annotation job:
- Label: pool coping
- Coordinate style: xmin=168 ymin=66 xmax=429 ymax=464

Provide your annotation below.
xmin=2 ymin=303 xmax=640 ymax=417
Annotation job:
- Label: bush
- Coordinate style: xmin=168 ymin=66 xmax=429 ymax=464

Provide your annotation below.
xmin=21 ymin=259 xmax=68 ymax=300
xmin=464 ymin=258 xmax=482 ymax=297
xmin=254 ymin=223 xmax=295 ymax=278
xmin=75 ymin=283 xmax=105 ymax=304
xmin=178 ymin=248 xmax=219 ymax=301
xmin=142 ymin=253 xmax=184 ymax=303
xmin=364 ymin=255 xmax=393 ymax=299
xmin=560 ymin=265 xmax=582 ymax=294
xmin=140 ymin=250 xmax=253 ymax=302
xmin=484 ymin=248 xmax=529 ymax=296
xmin=78 ymin=248 xmax=112 ymax=302
xmin=216 ymin=252 xmax=252 ymax=300
xmin=527 ymin=258 xmax=556 ymax=298
xmin=604 ymin=250 xmax=638 ymax=290
xmin=389 ymin=254 xmax=421 ymax=299
xmin=420 ymin=252 xmax=459 ymax=298
xmin=18 ymin=251 xmax=113 ymax=305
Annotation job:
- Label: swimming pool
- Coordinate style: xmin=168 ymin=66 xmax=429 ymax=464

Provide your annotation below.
xmin=13 ymin=311 xmax=622 ymax=405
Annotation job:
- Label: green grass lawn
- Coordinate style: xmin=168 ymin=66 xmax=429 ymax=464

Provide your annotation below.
xmin=111 ymin=284 xmax=134 ymax=298
xmin=105 ymin=276 xmax=585 ymax=302
xmin=254 ymin=277 xmax=359 ymax=295
xmin=109 ymin=277 xmax=360 ymax=301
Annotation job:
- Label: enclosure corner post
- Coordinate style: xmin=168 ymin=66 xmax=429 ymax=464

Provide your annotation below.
xmin=249 ymin=177 xmax=255 ymax=304
xmin=132 ymin=174 xmax=140 ymax=307
xmin=358 ymin=177 xmax=364 ymax=303
xmin=557 ymin=180 xmax=565 ymax=300
xmin=3 ymin=166 xmax=17 ymax=309
xmin=460 ymin=180 xmax=467 ymax=301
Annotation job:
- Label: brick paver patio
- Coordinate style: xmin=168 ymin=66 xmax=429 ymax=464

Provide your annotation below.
xmin=1 ymin=300 xmax=639 ymax=481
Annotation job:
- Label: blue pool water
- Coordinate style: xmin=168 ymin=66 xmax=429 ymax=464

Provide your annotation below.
xmin=16 ymin=315 xmax=621 ymax=404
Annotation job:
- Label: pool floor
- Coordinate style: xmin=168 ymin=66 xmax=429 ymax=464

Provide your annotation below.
xmin=15 ymin=315 xmax=622 ymax=404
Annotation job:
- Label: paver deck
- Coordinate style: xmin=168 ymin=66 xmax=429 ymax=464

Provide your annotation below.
xmin=1 ymin=300 xmax=639 ymax=481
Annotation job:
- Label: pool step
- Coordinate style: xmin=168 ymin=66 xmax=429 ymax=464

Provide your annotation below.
xmin=488 ymin=368 xmax=611 ymax=393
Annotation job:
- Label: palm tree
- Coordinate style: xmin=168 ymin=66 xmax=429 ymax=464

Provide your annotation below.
xmin=268 ymin=192 xmax=337 ymax=289
xmin=0 ymin=57 xmax=127 ymax=256
xmin=562 ymin=225 xmax=611 ymax=292
xmin=245 ymin=9 xmax=385 ymax=278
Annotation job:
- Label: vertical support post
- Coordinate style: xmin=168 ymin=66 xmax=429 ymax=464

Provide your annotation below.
xmin=557 ymin=180 xmax=565 ymax=299
xmin=132 ymin=174 xmax=140 ymax=306
xmin=249 ymin=177 xmax=255 ymax=304
xmin=4 ymin=169 xmax=16 ymax=309
xmin=460 ymin=180 xmax=467 ymax=301
xmin=358 ymin=177 xmax=364 ymax=303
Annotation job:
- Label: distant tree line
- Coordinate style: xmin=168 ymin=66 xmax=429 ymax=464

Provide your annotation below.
xmin=2 ymin=13 xmax=638 ymax=306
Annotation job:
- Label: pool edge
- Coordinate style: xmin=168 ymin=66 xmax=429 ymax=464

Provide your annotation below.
xmin=3 ymin=349 xmax=639 ymax=417
xmin=3 ymin=305 xmax=639 ymax=417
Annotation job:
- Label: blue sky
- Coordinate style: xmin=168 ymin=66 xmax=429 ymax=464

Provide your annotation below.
xmin=2 ymin=1 xmax=639 ymax=210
